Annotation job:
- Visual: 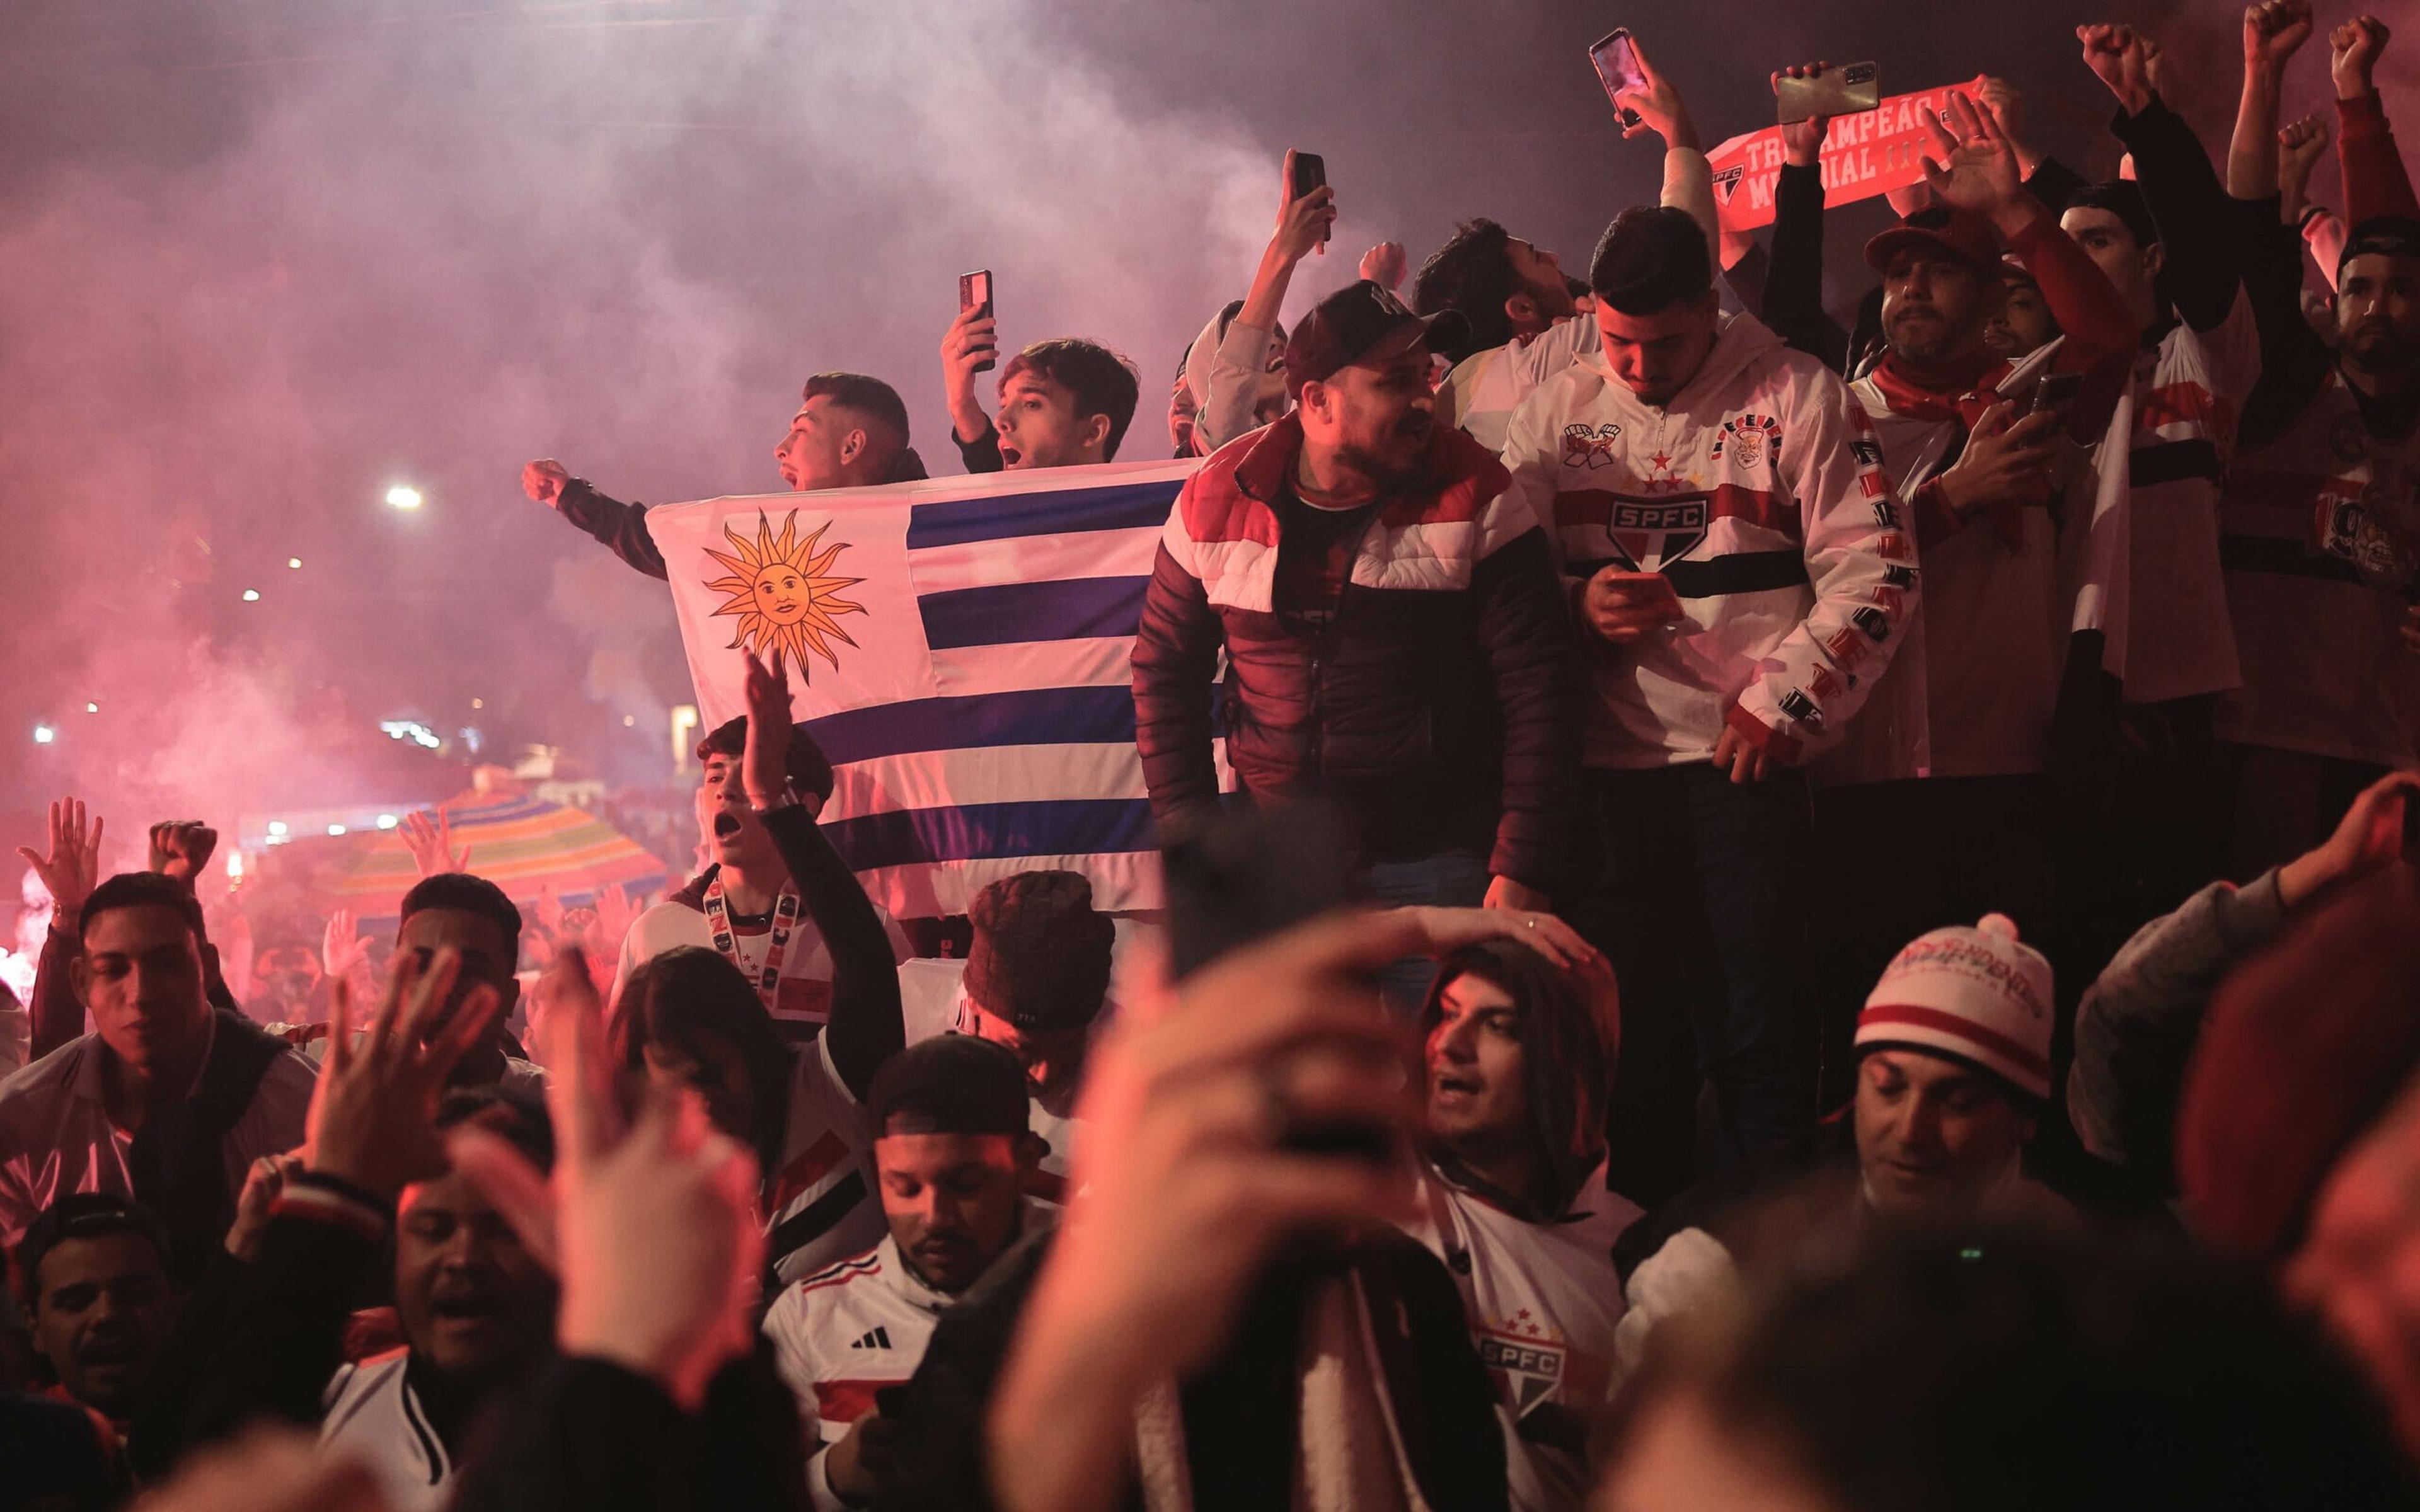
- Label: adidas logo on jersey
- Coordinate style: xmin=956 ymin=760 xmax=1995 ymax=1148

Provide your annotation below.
xmin=849 ymin=1327 xmax=894 ymax=1351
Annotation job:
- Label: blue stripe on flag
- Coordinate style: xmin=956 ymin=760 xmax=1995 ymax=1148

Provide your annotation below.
xmin=919 ymin=576 xmax=1149 ymax=651
xmin=804 ymin=686 xmax=1136 ymax=764
xmin=823 ymin=798 xmax=1158 ymax=871
xmin=905 ymin=480 xmax=1180 ymax=550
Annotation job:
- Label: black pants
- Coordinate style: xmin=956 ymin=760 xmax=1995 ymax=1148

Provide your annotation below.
xmin=1576 ymin=764 xmax=1814 ymax=1210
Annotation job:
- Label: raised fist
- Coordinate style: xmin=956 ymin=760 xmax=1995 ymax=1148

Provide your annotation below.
xmin=522 ymin=459 xmax=571 ymax=508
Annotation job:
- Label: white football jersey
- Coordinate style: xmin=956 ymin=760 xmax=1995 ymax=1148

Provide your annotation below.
xmin=1405 ymin=1161 xmax=1642 ymax=1512
xmin=763 ymin=1208 xmax=1054 ymax=1512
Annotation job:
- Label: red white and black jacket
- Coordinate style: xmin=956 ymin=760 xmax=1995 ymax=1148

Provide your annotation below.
xmin=1131 ymin=412 xmax=1581 ymax=890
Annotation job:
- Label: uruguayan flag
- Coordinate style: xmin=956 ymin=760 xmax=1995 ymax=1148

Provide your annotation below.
xmin=647 ymin=459 xmax=1202 ymax=917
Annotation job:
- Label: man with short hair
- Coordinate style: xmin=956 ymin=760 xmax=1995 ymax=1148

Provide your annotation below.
xmin=614 ymin=715 xmax=909 ymax=1046
xmin=132 ymin=967 xmax=559 ymax=1511
xmin=1417 ymin=37 xmax=1715 ymax=452
xmin=762 ymin=1034 xmax=1049 ymax=1511
xmin=0 ymin=873 xmax=318 ymax=1261
xmin=1497 ymin=193 xmax=1920 ymax=1203
xmin=1611 ymin=914 xmax=2071 ymax=1382
xmin=521 ymin=370 xmax=925 ymax=580
xmin=14 ymin=1193 xmax=180 ymax=1433
xmin=288 ymin=873 xmax=542 ymax=1094
xmin=1132 ymin=278 xmax=1579 ymax=932
xmin=2218 ymin=12 xmax=2420 ymax=868
xmin=938 ymin=318 xmax=1142 ymax=472
xmin=897 ymin=869 xmax=1115 ymax=1198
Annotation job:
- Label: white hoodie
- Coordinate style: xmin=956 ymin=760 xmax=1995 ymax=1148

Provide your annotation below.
xmin=1497 ymin=311 xmax=1918 ymax=769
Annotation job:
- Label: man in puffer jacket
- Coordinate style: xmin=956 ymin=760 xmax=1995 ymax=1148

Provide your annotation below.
xmin=1497 ymin=205 xmax=1920 ymax=1205
xmin=1132 ymin=279 xmax=1581 ymax=927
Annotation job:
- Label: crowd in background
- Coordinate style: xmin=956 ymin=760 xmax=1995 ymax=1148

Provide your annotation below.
xmin=6 ymin=5 xmax=2420 ymax=1509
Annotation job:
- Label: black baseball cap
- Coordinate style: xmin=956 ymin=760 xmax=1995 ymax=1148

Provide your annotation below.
xmin=1284 ymin=280 xmax=1469 ymax=398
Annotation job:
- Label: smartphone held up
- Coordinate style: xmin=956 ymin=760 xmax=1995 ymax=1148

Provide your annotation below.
xmin=1587 ymin=27 xmax=1645 ymax=129
xmin=957 ymin=269 xmax=995 ymax=374
xmin=1773 ymin=60 xmax=1881 ymax=123
xmin=1286 ymin=149 xmax=1330 ymax=250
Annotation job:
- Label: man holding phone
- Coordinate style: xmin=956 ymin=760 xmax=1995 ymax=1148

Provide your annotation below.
xmin=938 ymin=289 xmax=1141 ymax=474
xmin=1416 ymin=32 xmax=1716 ymax=452
xmin=1496 ymin=195 xmax=1918 ymax=1205
xmin=1132 ymin=278 xmax=1579 ymax=944
xmin=1799 ymin=92 xmax=2136 ymax=1112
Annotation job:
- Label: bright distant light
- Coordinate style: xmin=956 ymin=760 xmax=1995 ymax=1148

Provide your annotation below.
xmin=376 ymin=813 xmax=399 ymax=830
xmin=287 ymin=557 xmax=303 ymax=570
xmin=470 ymin=698 xmax=483 ymax=710
xmin=241 ymin=588 xmax=262 ymax=602
xmin=386 ymin=485 xmax=424 ymax=510
xmin=267 ymin=820 xmax=289 ymax=837
xmin=326 ymin=824 xmax=348 ymax=837
xmin=623 ymin=714 xmax=637 ymax=727
xmin=84 ymin=702 xmax=98 ymax=714
xmin=226 ymin=851 xmax=244 ymax=881
xmin=32 ymin=724 xmax=55 ymax=745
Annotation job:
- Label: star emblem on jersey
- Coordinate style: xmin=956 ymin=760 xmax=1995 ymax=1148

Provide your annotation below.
xmin=1477 ymin=1317 xmax=1567 ymax=1418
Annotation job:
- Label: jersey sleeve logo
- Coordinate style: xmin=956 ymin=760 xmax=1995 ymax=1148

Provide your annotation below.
xmin=1712 ymin=413 xmax=1782 ymax=472
xmin=1560 ymin=422 xmax=1624 ymax=469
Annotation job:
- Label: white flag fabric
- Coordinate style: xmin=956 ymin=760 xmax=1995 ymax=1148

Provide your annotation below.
xmin=647 ymin=459 xmax=1201 ymax=917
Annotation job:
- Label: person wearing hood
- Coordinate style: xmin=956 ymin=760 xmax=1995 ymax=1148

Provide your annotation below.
xmin=1398 ymin=915 xmax=1636 ymax=1512
xmin=1495 ymin=193 xmax=1920 ymax=1206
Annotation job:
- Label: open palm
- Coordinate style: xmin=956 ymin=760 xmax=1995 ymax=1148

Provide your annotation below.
xmin=1918 ymin=91 xmax=2022 ymax=216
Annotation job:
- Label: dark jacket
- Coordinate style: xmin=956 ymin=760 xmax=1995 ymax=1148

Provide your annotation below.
xmin=1130 ymin=414 xmax=1579 ymax=889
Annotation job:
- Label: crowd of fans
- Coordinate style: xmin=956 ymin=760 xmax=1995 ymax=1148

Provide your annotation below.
xmin=6 ymin=7 xmax=2420 ymax=1509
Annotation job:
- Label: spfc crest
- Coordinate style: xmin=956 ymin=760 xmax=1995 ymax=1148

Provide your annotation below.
xmin=1477 ymin=1325 xmax=1567 ymax=1418
xmin=1603 ymin=491 xmax=1710 ymax=571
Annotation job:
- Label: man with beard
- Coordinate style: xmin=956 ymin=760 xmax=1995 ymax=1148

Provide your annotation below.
xmin=1798 ymin=93 xmax=2135 ymax=1115
xmin=2218 ymin=13 xmax=2420 ymax=868
xmin=1132 ymin=279 xmax=1579 ymax=930
xmin=130 ymin=951 xmax=557 ymax=1510
xmin=763 ymin=1035 xmax=1051 ymax=1511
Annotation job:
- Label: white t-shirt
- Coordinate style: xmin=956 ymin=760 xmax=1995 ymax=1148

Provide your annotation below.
xmin=612 ymin=881 xmax=911 ymax=1041
xmin=765 ymin=1035 xmax=887 ymax=1288
xmin=1404 ymin=1161 xmax=1642 ymax=1512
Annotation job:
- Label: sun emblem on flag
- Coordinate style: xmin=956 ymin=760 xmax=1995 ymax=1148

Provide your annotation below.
xmin=704 ymin=510 xmax=868 ymax=676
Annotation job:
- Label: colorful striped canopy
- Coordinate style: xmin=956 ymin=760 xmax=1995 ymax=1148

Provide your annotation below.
xmin=316 ymin=793 xmax=671 ymax=923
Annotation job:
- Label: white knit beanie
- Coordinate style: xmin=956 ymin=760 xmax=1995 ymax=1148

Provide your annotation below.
xmin=1855 ymin=913 xmax=2054 ymax=1101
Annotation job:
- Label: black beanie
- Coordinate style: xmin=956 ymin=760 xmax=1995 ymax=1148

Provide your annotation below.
xmin=868 ymin=1035 xmax=1031 ymax=1138
xmin=964 ymin=870 xmax=1115 ymax=1036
